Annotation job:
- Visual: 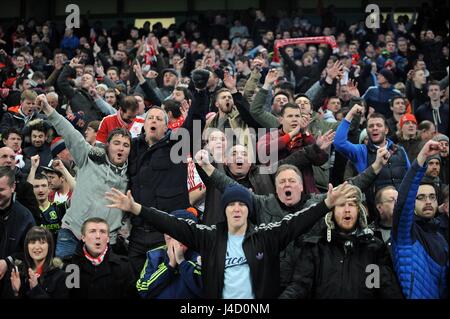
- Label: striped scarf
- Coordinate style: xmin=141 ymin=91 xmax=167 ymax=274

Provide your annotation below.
xmin=83 ymin=245 xmax=108 ymax=266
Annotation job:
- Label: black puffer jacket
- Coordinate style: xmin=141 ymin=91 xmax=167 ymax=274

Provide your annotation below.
xmin=279 ymin=219 xmax=403 ymax=299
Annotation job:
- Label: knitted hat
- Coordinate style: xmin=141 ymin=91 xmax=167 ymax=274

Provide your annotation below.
xmin=379 ymin=68 xmax=395 ymax=85
xmin=399 ymin=113 xmax=417 ymax=129
xmin=221 ymin=184 xmax=253 ymax=218
xmin=433 ymin=134 xmax=449 ymax=143
xmin=50 ymin=137 xmax=66 ymax=158
xmin=427 ymin=154 xmax=441 ymax=163
xmin=171 ymin=208 xmax=198 ymax=223
xmin=324 ymin=184 xmax=368 ymax=242
xmin=359 ymin=129 xmax=368 ymax=144
xmin=162 ymin=68 xmax=178 ymax=78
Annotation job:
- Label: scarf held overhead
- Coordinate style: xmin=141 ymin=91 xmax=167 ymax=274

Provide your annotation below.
xmin=272 ymin=36 xmax=338 ymax=62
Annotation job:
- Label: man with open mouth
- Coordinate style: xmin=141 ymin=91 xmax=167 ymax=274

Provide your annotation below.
xmin=106 ymin=180 xmax=358 ymax=299
xmin=36 ymin=94 xmax=131 ymax=260
xmin=279 ymin=183 xmax=403 ymax=299
xmin=126 ymin=69 xmax=209 ymax=278
xmin=391 ymin=140 xmax=448 ymax=299
xmin=334 ymin=102 xmax=410 ymax=222
xmin=257 ymin=102 xmax=334 ymax=194
xmin=194 ymin=145 xmax=389 ymax=296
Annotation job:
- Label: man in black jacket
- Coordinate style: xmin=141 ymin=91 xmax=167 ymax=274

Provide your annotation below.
xmin=56 ymin=57 xmax=103 ymax=127
xmin=106 ymin=181 xmax=357 ymax=299
xmin=65 ymin=217 xmax=136 ymax=299
xmin=127 ymin=69 xmax=209 ymax=276
xmin=0 ymin=167 xmax=36 ymax=297
xmin=279 ymin=184 xmax=402 ymax=299
xmin=0 ymin=146 xmax=40 ymax=221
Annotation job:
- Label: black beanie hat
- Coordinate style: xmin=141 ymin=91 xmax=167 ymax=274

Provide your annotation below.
xmin=379 ymin=68 xmax=395 ymax=85
xmin=221 ymin=184 xmax=253 ymax=218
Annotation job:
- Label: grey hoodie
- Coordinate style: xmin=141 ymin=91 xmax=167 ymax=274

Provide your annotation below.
xmin=47 ymin=111 xmax=128 ymax=243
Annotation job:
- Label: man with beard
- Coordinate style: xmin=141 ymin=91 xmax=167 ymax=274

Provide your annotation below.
xmin=194 ymin=145 xmax=390 ymax=295
xmin=391 ymin=140 xmax=448 ymax=299
xmin=23 ymin=119 xmax=52 ymax=169
xmin=422 ymin=154 xmax=447 ymax=203
xmin=36 ymin=94 xmax=131 ymax=259
xmin=279 ymin=184 xmax=402 ymax=299
xmin=334 ymin=103 xmax=410 ymax=220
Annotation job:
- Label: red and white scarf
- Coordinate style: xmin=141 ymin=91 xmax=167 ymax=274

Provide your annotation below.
xmin=83 ymin=245 xmax=108 ymax=266
xmin=272 ymin=36 xmax=338 ymax=62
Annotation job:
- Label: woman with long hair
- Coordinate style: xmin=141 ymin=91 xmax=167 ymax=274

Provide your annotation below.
xmin=10 ymin=226 xmax=69 ymax=298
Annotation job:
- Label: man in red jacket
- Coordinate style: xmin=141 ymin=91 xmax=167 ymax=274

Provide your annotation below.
xmin=96 ymin=96 xmax=144 ymax=144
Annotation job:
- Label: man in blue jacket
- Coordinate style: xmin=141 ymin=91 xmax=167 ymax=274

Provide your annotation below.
xmin=136 ymin=209 xmax=202 ymax=299
xmin=362 ymin=68 xmax=402 ymax=118
xmin=391 ymin=140 xmax=448 ymax=299
xmin=334 ymin=103 xmax=410 ymax=220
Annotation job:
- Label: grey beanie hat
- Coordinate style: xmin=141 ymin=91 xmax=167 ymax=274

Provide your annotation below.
xmin=433 ymin=134 xmax=449 ymax=143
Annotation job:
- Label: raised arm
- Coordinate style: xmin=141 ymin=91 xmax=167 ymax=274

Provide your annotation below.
xmin=194 ymin=149 xmax=239 ymax=193
xmin=35 ymin=94 xmax=90 ymax=168
xmin=27 ymin=155 xmax=40 ymax=184
xmin=56 ymin=58 xmax=83 ymax=100
xmin=52 ymin=159 xmax=76 ymax=191
xmin=348 ymin=147 xmax=390 ymax=190
xmin=222 ymin=70 xmax=261 ymax=129
xmin=105 ymin=189 xmax=212 ymax=253
xmin=392 ymin=140 xmax=443 ymax=243
xmin=249 ymin=69 xmax=280 ymax=128
xmin=333 ymin=103 xmax=366 ymax=166
xmin=133 ymin=62 xmax=162 ymax=106
xmin=273 ymin=182 xmax=358 ymax=250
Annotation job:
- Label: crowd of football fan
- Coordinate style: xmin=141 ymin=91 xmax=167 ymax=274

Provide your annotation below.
xmin=0 ymin=3 xmax=448 ymax=299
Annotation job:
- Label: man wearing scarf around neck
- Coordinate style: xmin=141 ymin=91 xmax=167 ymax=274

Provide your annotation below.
xmin=65 ymin=217 xmax=136 ymax=299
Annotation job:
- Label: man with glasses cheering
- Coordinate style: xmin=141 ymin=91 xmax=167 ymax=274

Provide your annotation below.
xmin=391 ymin=140 xmax=448 ymax=299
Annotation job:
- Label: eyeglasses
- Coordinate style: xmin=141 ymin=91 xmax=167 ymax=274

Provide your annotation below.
xmin=416 ymin=194 xmax=437 ymax=202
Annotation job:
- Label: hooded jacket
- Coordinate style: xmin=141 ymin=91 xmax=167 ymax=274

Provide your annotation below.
xmin=47 ymin=110 xmax=129 ymax=244
xmin=391 ymin=160 xmax=449 ymax=299
xmin=0 ymin=106 xmax=46 ymax=132
xmin=279 ymin=216 xmax=403 ymax=299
